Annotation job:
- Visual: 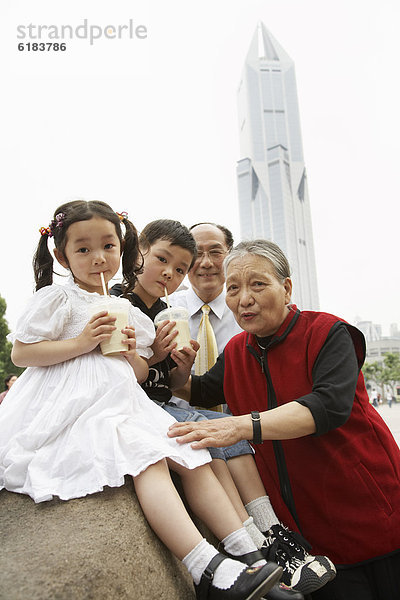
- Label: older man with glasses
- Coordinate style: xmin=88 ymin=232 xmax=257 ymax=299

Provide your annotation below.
xmin=170 ymin=222 xmax=242 ymax=403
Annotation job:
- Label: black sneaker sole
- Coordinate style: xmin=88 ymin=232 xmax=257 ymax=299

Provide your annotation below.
xmin=317 ymin=556 xmax=336 ymax=581
xmin=291 ymin=559 xmax=333 ymax=595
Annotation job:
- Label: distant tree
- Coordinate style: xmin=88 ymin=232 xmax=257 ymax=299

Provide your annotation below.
xmin=382 ymin=352 xmax=400 ymax=397
xmin=362 ymin=361 xmax=385 ymax=399
xmin=362 ymin=353 xmax=400 ymax=401
xmin=0 ymin=295 xmax=23 ymax=388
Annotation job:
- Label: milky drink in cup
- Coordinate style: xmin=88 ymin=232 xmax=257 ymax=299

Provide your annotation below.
xmin=154 ymin=306 xmax=191 ymax=351
xmin=89 ymin=297 xmax=130 ymax=356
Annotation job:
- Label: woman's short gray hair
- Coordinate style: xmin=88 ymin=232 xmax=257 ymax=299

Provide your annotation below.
xmin=224 ymin=239 xmax=291 ymax=281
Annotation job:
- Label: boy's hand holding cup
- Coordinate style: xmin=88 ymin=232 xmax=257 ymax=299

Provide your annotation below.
xmin=154 ymin=307 xmax=192 ymax=352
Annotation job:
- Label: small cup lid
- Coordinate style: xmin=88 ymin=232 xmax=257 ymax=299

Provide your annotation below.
xmin=154 ymin=306 xmax=189 ymax=324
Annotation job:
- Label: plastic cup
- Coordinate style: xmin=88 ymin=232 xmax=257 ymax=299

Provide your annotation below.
xmin=89 ymin=297 xmax=130 ymax=356
xmin=154 ymin=306 xmax=191 ymax=351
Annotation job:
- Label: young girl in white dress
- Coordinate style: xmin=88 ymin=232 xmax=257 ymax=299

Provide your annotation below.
xmin=0 ymin=200 xmax=282 ymax=600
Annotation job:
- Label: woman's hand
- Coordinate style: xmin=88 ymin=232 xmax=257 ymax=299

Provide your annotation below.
xmin=149 ymin=319 xmax=178 ymax=365
xmin=168 ymin=403 xmax=316 ymax=448
xmin=169 ymin=340 xmax=199 ymax=389
xmin=167 ymin=415 xmax=249 ymax=449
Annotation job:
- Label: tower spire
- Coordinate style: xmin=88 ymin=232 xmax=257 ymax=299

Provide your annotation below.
xmin=236 ymin=23 xmax=319 ymax=310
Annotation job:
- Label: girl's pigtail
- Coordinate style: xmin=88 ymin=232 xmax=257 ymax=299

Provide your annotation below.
xmin=33 ymin=231 xmax=54 ymax=291
xmin=120 ymin=217 xmax=144 ymax=296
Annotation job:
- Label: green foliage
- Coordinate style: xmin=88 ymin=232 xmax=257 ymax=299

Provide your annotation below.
xmin=362 ymin=362 xmax=381 ymax=383
xmin=362 ymin=352 xmax=400 ymax=400
xmin=0 ymin=295 xmax=24 ymax=388
xmin=362 ymin=361 xmax=385 ymax=396
xmin=382 ymin=353 xmax=400 ymax=396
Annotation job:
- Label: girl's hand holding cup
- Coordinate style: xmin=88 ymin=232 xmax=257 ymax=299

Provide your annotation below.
xmin=121 ymin=325 xmax=138 ymax=358
xmin=120 ymin=326 xmax=149 ymax=383
xmin=78 ymin=310 xmax=117 ymax=354
xmin=88 ymin=297 xmax=130 ymax=356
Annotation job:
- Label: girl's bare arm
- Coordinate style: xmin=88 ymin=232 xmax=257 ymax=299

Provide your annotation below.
xmin=11 ymin=311 xmax=117 ymax=367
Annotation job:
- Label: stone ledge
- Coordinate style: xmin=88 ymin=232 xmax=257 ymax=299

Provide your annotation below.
xmin=0 ymin=477 xmax=201 ymax=599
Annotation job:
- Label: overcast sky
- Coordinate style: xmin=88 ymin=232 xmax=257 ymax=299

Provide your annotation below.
xmin=1 ymin=0 xmax=399 ymax=334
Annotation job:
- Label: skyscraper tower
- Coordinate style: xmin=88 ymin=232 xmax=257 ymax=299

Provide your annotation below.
xmin=237 ymin=23 xmax=319 ymax=309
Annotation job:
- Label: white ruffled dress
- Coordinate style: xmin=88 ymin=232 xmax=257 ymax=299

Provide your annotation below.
xmin=0 ymin=278 xmax=210 ymax=503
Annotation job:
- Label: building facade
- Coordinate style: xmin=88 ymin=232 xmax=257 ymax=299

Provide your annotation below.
xmin=356 ymin=320 xmax=382 ymax=343
xmin=355 ymin=319 xmax=400 ymax=363
xmin=237 ymin=23 xmax=319 ymax=309
xmin=365 ymin=338 xmax=400 ymax=364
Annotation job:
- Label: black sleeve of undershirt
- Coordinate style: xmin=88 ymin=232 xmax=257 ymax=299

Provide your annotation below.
xmin=296 ymin=323 xmax=359 ymax=436
xmin=190 ymin=352 xmax=226 ymax=408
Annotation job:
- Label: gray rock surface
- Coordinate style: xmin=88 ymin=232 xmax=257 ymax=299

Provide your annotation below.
xmin=0 ymin=477 xmax=200 ymax=599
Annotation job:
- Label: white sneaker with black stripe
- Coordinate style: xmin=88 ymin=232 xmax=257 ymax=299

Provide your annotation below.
xmin=261 ymin=525 xmax=336 ymax=595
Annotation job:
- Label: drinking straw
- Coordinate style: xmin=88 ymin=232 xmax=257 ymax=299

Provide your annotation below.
xmin=164 ymin=286 xmax=171 ymax=308
xmin=100 ymin=272 xmax=108 ymax=296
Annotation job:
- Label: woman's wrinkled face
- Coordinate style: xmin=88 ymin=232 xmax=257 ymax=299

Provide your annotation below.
xmin=225 ymin=254 xmax=292 ymax=337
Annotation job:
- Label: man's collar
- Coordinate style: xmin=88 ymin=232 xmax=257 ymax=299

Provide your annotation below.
xmin=186 ymin=286 xmax=226 ymax=320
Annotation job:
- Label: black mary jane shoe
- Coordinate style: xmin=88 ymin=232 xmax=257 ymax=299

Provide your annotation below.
xmin=194 ymin=552 xmax=282 ymax=600
xmin=227 ymin=551 xmax=304 ymax=600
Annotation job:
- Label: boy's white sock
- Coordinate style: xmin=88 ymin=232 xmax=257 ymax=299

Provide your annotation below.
xmin=245 ymin=495 xmax=279 ymax=533
xmin=222 ymin=527 xmax=265 ymax=567
xmin=243 ymin=516 xmax=267 ymax=549
xmin=183 ymin=538 xmax=246 ymax=589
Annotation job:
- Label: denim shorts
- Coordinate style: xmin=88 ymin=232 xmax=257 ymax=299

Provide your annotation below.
xmin=162 ymin=402 xmax=253 ymax=461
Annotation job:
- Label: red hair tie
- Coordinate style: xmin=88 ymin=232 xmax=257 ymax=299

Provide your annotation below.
xmin=39 ymin=226 xmax=52 ymax=237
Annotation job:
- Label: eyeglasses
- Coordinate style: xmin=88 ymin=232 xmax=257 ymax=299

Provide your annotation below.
xmin=195 ymin=249 xmax=227 ymax=262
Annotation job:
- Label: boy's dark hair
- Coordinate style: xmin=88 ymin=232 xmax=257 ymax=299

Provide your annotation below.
xmin=139 ymin=219 xmax=197 ymax=269
xmin=33 ymin=200 xmax=143 ymax=296
xmin=189 ymin=222 xmax=234 ymax=251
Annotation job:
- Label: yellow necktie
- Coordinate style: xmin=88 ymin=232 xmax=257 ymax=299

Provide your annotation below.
xmin=195 ymin=304 xmax=223 ymax=412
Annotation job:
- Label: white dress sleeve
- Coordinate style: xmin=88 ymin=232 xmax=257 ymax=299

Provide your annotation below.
xmin=129 ymin=306 xmax=155 ymax=360
xmin=7 ymin=285 xmax=71 ymax=344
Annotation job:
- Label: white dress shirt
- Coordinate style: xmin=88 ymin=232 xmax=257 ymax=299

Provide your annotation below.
xmin=169 ymin=286 xmax=243 ymax=357
xmin=168 ymin=287 xmax=242 ymax=409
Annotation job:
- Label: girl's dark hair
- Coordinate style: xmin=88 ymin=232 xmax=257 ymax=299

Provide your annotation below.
xmin=33 ymin=200 xmax=143 ymax=295
xmin=4 ymin=374 xmax=17 ymax=390
xmin=189 ymin=222 xmax=234 ymax=251
xmin=139 ymin=219 xmax=197 ymax=269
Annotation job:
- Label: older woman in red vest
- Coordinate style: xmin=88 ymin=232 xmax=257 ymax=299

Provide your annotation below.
xmin=169 ymin=239 xmax=400 ymax=600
